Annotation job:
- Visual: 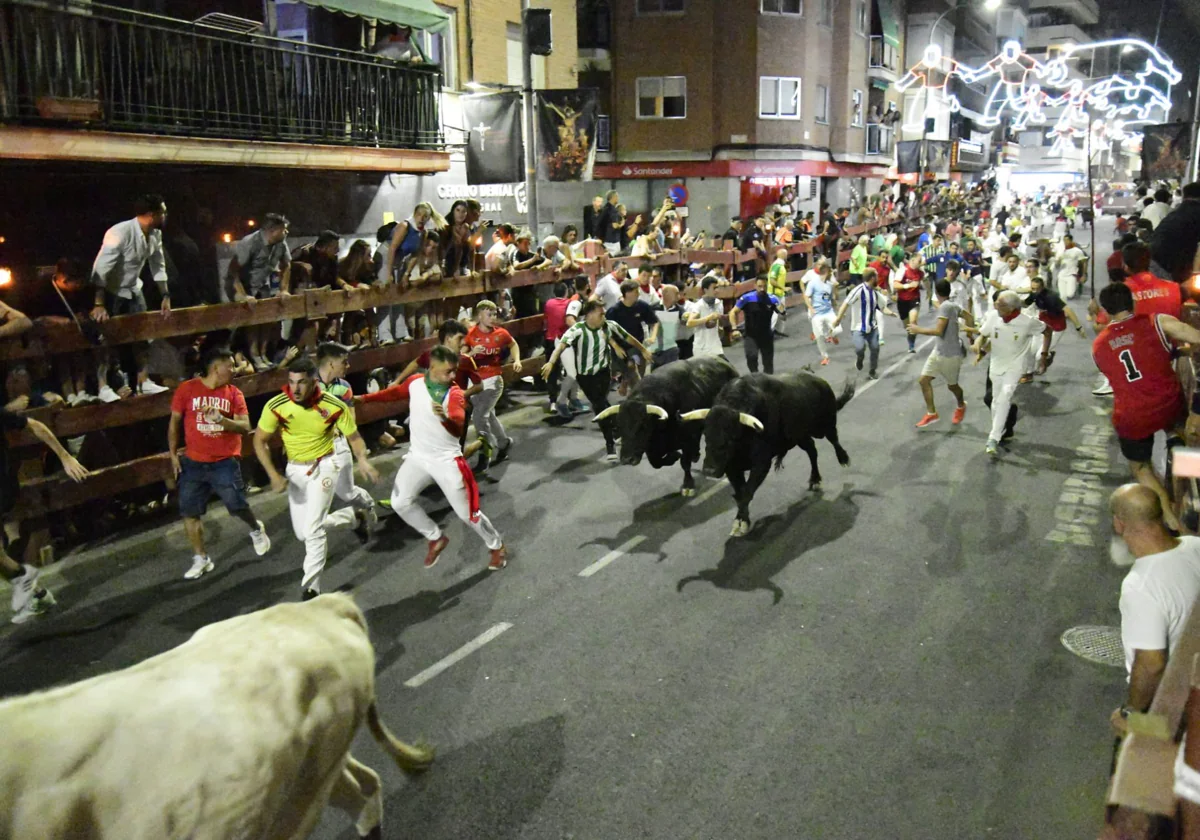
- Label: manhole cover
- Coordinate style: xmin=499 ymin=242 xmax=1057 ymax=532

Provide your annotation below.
xmin=1061 ymin=625 xmax=1125 ymax=669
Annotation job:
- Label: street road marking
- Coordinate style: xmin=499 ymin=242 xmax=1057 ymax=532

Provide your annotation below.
xmin=1045 ymin=423 xmax=1115 ymax=547
xmin=854 ymin=337 xmax=935 ymax=397
xmin=689 ymin=478 xmax=729 ymax=507
xmin=579 ymin=536 xmax=646 ymax=577
xmin=404 ymin=622 xmax=513 ymax=688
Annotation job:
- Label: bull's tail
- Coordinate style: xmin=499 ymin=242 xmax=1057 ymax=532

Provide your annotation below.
xmin=835 ymin=379 xmax=856 ymax=412
xmin=367 ymin=702 xmax=436 ymax=775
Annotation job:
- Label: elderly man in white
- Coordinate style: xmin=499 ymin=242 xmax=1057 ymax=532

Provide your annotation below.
xmin=972 ymin=290 xmax=1045 ymax=457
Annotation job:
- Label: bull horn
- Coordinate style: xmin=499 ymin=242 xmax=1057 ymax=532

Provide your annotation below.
xmin=680 ymin=409 xmax=710 ymax=422
xmin=738 ymin=412 xmax=764 ymax=432
xmin=592 ymin=404 xmax=622 ymax=423
xmin=645 ymin=404 xmax=669 ymax=420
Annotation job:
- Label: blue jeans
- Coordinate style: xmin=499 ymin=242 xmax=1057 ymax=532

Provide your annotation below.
xmin=852 ymin=329 xmax=880 ymax=374
xmin=178 ymin=456 xmax=250 ymax=518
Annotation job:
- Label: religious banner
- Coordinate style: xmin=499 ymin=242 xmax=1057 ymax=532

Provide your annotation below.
xmin=462 ymin=93 xmax=524 ymax=185
xmin=1141 ymin=122 xmax=1192 ymax=181
xmin=925 ymin=140 xmax=951 ymax=174
xmin=535 ymin=89 xmax=600 ymax=181
xmin=896 ymin=140 xmax=922 ymax=174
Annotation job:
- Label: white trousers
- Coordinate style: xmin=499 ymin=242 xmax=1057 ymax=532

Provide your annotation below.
xmin=391 ymin=454 xmax=503 ymax=550
xmin=988 ymin=368 xmax=1022 ymax=444
xmin=1056 ymin=270 xmax=1079 ymax=300
xmin=333 ymin=436 xmax=375 ymax=511
xmin=286 ymin=456 xmax=359 ymax=592
xmin=811 ymin=312 xmax=841 ymax=359
xmin=471 ymin=378 xmax=511 ymax=450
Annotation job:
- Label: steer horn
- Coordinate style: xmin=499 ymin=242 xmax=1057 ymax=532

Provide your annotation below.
xmin=680 ymin=409 xmax=710 ymax=422
xmin=645 ymin=404 xmax=669 ymax=420
xmin=738 ymin=412 xmax=764 ymax=432
xmin=592 ymin=404 xmax=622 ymax=423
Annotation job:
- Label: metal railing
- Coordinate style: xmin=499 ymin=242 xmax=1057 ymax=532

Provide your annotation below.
xmin=869 ymin=35 xmax=899 ymax=73
xmin=866 ymin=122 xmax=894 ymax=156
xmin=0 ymin=0 xmax=443 ymax=149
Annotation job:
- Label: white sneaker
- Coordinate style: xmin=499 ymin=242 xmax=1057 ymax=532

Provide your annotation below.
xmin=97 ymin=385 xmax=121 ymax=403
xmin=66 ymin=392 xmax=81 ymax=407
xmin=1092 ymin=381 xmax=1113 ymax=396
xmin=10 ymin=564 xmax=41 ymax=620
xmin=139 ymin=379 xmax=169 ymax=396
xmin=184 ymin=555 xmax=214 ymax=580
xmin=249 ymin=521 xmax=271 ymax=556
xmin=12 ymin=587 xmax=55 ymax=625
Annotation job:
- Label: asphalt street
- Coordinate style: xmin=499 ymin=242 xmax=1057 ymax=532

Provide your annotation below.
xmin=0 ymin=219 xmax=1130 ymax=840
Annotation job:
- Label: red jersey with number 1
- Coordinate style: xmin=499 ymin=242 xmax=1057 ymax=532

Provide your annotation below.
xmin=1092 ymin=313 xmax=1184 ymax=440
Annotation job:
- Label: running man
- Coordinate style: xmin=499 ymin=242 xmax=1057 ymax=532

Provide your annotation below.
xmin=803 ymin=261 xmax=840 ymax=366
xmin=464 ymin=300 xmax=521 ymax=472
xmin=832 ymin=267 xmax=897 ymax=380
xmin=894 ymin=253 xmax=924 ymax=353
xmin=1092 ymin=282 xmax=1200 ymax=533
xmin=253 ymin=358 xmax=380 ymax=600
xmin=362 ymin=345 xmax=507 ymax=570
xmin=972 ymin=290 xmax=1045 ymax=457
xmin=315 ymin=343 xmax=379 ymax=541
xmin=732 ymin=277 xmax=785 ymax=374
xmin=767 ymin=247 xmax=791 ymax=336
xmin=541 ymin=299 xmax=651 ymax=463
xmin=1025 ymin=275 xmax=1086 ymax=375
xmin=168 ymin=346 xmax=270 ymax=580
xmin=908 ymin=279 xmax=971 ymax=428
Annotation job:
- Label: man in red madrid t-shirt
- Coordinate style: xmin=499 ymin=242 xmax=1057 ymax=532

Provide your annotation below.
xmin=1092 ymin=282 xmax=1200 ymax=532
xmin=168 ymin=346 xmax=271 ymax=580
xmin=464 ymin=299 xmax=522 ymax=471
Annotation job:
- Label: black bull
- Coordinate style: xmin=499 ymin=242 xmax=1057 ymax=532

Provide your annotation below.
xmin=684 ymin=372 xmax=855 ymax=537
xmin=596 ymin=357 xmax=740 ymax=496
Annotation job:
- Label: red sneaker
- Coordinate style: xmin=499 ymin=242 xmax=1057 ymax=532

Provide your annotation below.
xmin=951 ymin=403 xmax=967 ymax=425
xmin=809 ymin=332 xmax=816 ymax=341
xmin=915 ymin=412 xmax=939 ymax=428
xmin=488 ymin=545 xmax=508 ymax=571
xmin=424 ymin=535 xmax=450 ymax=568
xmin=819 ymin=357 xmax=830 ymax=365
xmin=831 ymin=336 xmax=839 ymax=345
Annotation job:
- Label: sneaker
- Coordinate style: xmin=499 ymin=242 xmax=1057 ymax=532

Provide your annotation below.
xmin=604 ymin=443 xmax=619 ymax=463
xmin=570 ymin=399 xmax=590 ymax=414
xmin=377 ymin=497 xmax=393 ymax=510
xmin=184 ymin=555 xmax=214 ymax=580
xmin=302 ymin=588 xmax=320 ymax=602
xmin=12 ymin=586 xmax=55 ymax=625
xmin=487 ymin=545 xmax=508 ymax=571
xmin=831 ymin=336 xmax=839 ymax=345
xmin=868 ymin=371 xmax=878 ymax=380
xmin=856 ymin=355 xmax=864 ymax=371
xmin=985 ymin=439 xmax=999 ymax=457
xmin=139 ymin=379 xmax=169 ymax=396
xmin=424 ymin=535 xmax=450 ymax=568
xmin=474 ymin=449 xmax=490 ymax=475
xmin=249 ymin=521 xmax=271 ymax=556
xmin=809 ymin=332 xmax=816 ymax=341
xmin=819 ymin=357 xmax=830 ymax=366
xmin=353 ymin=508 xmax=373 ymax=544
xmin=907 ymin=347 xmax=917 ymax=354
xmin=66 ymin=392 xmax=81 ymax=407
xmin=915 ymin=412 xmax=939 ymax=428
xmin=10 ymin=565 xmax=40 ymax=619
xmin=97 ymin=384 xmax=121 ymax=403
xmin=492 ymin=443 xmax=511 ymax=465
xmin=1000 ymin=426 xmax=1015 ymax=443
xmin=1092 ymin=380 xmax=1114 ymax=396
xmin=555 ymin=403 xmax=572 ymax=420
xmin=951 ymin=404 xmax=967 ymax=425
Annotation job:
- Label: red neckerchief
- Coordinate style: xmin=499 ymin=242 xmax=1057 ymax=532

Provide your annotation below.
xmin=285 ymin=382 xmax=324 ymax=407
xmin=1000 ymin=310 xmax=1021 ymax=324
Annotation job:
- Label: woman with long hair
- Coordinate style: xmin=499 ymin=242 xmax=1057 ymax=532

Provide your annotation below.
xmin=442 ymin=199 xmax=480 ymax=278
xmin=383 ymin=201 xmax=447 ymax=283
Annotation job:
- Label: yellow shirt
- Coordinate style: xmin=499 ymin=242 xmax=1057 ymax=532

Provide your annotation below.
xmin=258 ymin=389 xmax=356 ymax=463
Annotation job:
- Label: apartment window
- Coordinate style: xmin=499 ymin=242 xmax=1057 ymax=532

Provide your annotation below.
xmin=761 ymin=0 xmax=802 ymax=14
xmin=759 ymin=76 xmax=801 ymax=119
xmin=506 ymin=22 xmax=545 ymax=88
xmin=851 ymin=89 xmax=863 ymax=126
xmin=815 ymin=84 xmax=829 ymax=123
xmin=637 ymin=76 xmax=687 ymax=119
xmin=637 ymin=0 xmax=684 ymax=14
xmin=419 ymin=5 xmax=459 ymax=90
xmin=818 ymin=0 xmax=833 ymax=26
xmin=854 ymin=0 xmax=869 ymax=34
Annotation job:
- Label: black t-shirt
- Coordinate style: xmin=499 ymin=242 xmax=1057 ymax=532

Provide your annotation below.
xmin=740 ymin=226 xmax=764 ymax=252
xmin=600 ymin=204 xmax=622 ymax=244
xmin=722 ymin=227 xmax=741 ymax=247
xmin=1151 ymin=199 xmax=1200 ymax=280
xmin=18 ymin=275 xmax=91 ymax=320
xmin=0 ymin=408 xmax=28 ymax=514
xmin=1025 ymin=288 xmax=1065 ymax=317
xmin=606 ymin=300 xmax=658 ymax=343
xmin=290 ymin=243 xmax=337 ymax=289
xmin=736 ymin=291 xmax=779 ymax=340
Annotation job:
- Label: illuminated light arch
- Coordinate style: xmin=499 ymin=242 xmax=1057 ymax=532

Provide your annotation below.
xmin=894 ymin=43 xmax=974 ymax=132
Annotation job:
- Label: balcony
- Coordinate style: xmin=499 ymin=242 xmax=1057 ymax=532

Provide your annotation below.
xmin=869 ymin=36 xmax=900 ymax=80
xmin=0 ymin=0 xmax=443 ymax=151
xmin=866 ymin=122 xmax=894 ymax=156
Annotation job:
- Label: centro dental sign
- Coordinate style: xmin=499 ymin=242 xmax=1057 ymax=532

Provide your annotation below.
xmin=435 ymin=182 xmax=528 ymax=215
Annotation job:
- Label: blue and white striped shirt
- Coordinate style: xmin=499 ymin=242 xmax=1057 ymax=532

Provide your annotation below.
xmin=843 ymin=284 xmax=887 ymax=334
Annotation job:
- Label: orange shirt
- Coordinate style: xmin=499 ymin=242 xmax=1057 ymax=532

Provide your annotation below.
xmin=465 ymin=324 xmax=514 ymax=379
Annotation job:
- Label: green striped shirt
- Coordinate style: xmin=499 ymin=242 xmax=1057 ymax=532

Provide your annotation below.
xmin=559 ymin=320 xmax=632 ymax=376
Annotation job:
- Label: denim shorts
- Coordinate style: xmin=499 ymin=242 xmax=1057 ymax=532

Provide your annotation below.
xmin=178 ymin=456 xmax=250 ymax=518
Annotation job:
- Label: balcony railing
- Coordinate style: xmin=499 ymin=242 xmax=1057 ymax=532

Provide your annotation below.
xmin=869 ymin=35 xmax=900 ymax=73
xmin=866 ymin=122 xmax=894 ymax=156
xmin=0 ymin=0 xmax=443 ymax=149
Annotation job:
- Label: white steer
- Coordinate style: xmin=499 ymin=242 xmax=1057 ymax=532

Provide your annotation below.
xmin=0 ymin=593 xmax=433 ymax=839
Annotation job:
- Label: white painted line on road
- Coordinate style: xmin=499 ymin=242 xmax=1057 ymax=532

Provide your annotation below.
xmin=854 ymin=336 xmax=934 ymax=397
xmin=578 ymin=536 xmax=646 ymax=578
xmin=689 ymin=478 xmax=729 ymax=507
xmin=403 ymin=622 xmax=513 ymax=688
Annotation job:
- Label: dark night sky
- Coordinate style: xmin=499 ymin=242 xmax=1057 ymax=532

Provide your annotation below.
xmin=1095 ymin=0 xmax=1200 ymax=119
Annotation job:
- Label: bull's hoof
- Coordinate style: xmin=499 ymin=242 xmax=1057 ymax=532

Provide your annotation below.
xmin=730 ymin=519 xmax=750 ymax=537
xmin=681 ymin=487 xmax=696 ymax=498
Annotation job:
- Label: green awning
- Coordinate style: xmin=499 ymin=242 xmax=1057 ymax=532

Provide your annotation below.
xmin=875 ymin=0 xmax=901 ymax=47
xmin=297 ymin=0 xmax=450 ymax=33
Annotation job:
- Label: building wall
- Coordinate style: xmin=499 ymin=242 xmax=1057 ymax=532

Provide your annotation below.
xmin=439 ymin=0 xmax=579 ymax=89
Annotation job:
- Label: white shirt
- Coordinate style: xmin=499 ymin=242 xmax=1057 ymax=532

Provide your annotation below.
xmin=402 ymin=374 xmax=464 ymax=461
xmin=686 ymin=297 xmax=725 ymax=357
xmin=1120 ymin=536 xmax=1200 ymax=673
xmin=997 ymin=265 xmax=1030 ymax=293
xmin=91 ymin=218 xmax=168 ymax=299
xmin=799 ymin=269 xmax=821 ymax=291
xmin=485 ymin=240 xmax=514 ymax=272
xmin=977 ymin=309 xmax=1043 ymax=376
xmin=594 ymin=274 xmax=623 ymax=310
xmin=1143 ymin=201 xmax=1172 ymax=229
xmin=1056 ymin=245 xmax=1085 ymax=278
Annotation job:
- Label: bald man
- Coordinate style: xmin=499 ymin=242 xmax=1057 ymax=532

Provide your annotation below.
xmin=1109 ymin=484 xmax=1200 ymax=736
